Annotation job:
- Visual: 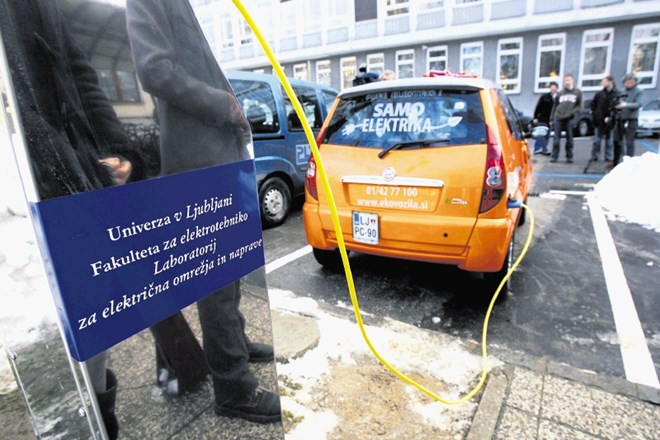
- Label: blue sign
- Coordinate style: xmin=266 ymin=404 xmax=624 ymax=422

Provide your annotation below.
xmin=31 ymin=160 xmax=265 ymax=361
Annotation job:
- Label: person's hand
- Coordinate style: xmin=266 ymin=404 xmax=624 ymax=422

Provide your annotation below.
xmin=533 ymin=118 xmax=538 ymax=125
xmin=615 ymin=101 xmax=627 ymax=109
xmin=99 ymin=156 xmax=132 ymax=185
xmin=604 ymin=116 xmax=610 ymax=124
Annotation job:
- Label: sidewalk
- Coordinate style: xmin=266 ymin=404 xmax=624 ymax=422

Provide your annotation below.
xmin=270 ymin=289 xmax=659 ymax=440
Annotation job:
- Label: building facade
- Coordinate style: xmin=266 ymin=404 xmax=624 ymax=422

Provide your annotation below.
xmin=191 ymin=0 xmax=660 ymax=114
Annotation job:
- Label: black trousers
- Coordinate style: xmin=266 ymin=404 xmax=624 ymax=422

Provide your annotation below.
xmin=552 ymin=117 xmax=574 ymax=160
xmin=197 ymin=280 xmax=258 ymax=401
xmin=612 ymin=118 xmax=638 ymax=166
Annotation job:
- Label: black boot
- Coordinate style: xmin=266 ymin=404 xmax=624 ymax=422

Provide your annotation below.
xmin=96 ymin=370 xmax=119 ymax=440
xmin=214 ymin=386 xmax=282 ymax=424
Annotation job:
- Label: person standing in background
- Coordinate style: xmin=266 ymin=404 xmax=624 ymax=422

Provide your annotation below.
xmin=550 ymin=73 xmax=582 ymax=163
xmin=532 ymin=81 xmax=557 ymax=155
xmin=610 ymin=73 xmax=644 ymax=167
xmin=590 ymin=75 xmax=617 ymax=162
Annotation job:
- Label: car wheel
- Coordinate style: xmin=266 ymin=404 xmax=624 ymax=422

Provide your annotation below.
xmin=312 ymin=248 xmax=346 ymax=270
xmin=483 ymin=230 xmax=515 ymax=300
xmin=577 ymin=119 xmax=590 ymax=137
xmin=259 ymin=177 xmax=291 ymax=228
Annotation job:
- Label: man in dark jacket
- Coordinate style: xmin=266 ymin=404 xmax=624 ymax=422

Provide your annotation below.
xmin=126 ymin=0 xmax=281 ymax=424
xmin=611 ymin=73 xmax=644 ymax=167
xmin=532 ymin=81 xmax=557 ymax=155
xmin=590 ymin=75 xmax=617 ymax=161
xmin=550 ymin=73 xmax=582 ymax=163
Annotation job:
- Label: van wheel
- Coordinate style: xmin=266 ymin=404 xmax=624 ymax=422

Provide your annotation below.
xmin=312 ymin=248 xmax=346 ymax=270
xmin=483 ymin=231 xmax=515 ymax=300
xmin=259 ymin=177 xmax=291 ymax=228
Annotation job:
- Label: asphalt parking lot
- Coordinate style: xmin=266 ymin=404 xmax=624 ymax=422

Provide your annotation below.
xmin=262 ymin=136 xmax=660 ymax=387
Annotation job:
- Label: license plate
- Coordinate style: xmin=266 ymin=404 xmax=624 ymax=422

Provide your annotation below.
xmin=352 ymin=211 xmax=379 ymax=244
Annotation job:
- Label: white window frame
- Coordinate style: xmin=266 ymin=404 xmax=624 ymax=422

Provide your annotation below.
xmin=497 ymin=37 xmax=523 ymax=94
xmin=395 ymin=49 xmax=415 ymax=79
xmin=427 ymin=45 xmax=448 ymax=72
xmin=579 ymin=28 xmax=614 ymax=91
xmin=460 ymin=41 xmax=483 ymax=77
xmin=454 ymin=0 xmax=483 ymax=7
xmin=627 ymin=22 xmax=660 ymax=89
xmin=535 ymin=33 xmax=566 ymax=93
xmin=316 ymin=60 xmax=332 ymax=87
xmin=366 ymin=53 xmax=385 ymax=76
xmin=219 ymin=16 xmax=234 ymax=49
xmin=340 ymin=56 xmax=357 ymax=91
xmin=327 ymin=0 xmax=351 ymax=28
xmin=418 ymin=0 xmax=444 ymax=12
xmin=237 ymin=17 xmax=253 ymax=45
xmin=386 ymin=0 xmax=410 ymax=16
xmin=293 ymin=63 xmax=309 ymax=81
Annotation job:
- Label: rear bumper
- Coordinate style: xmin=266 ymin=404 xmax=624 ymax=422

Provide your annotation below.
xmin=303 ymin=204 xmax=514 ymax=273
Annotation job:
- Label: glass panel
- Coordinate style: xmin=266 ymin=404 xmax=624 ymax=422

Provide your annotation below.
xmin=631 ymin=42 xmax=658 ymax=72
xmin=500 ymin=54 xmax=520 ymax=80
xmin=0 ymin=2 xmax=284 ymax=439
xmin=583 ymin=47 xmax=608 ymax=75
xmin=539 ymin=50 xmax=562 ymax=78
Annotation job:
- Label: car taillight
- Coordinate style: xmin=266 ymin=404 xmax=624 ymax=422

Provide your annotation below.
xmin=479 ymin=125 xmax=506 ymax=213
xmin=306 ymin=154 xmax=318 ymax=200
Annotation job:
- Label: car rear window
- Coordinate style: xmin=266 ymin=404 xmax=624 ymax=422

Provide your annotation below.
xmin=323 ymin=88 xmax=486 ymax=149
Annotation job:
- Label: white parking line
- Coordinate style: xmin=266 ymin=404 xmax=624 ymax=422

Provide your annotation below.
xmin=265 ymin=245 xmax=312 ymax=274
xmin=587 ymin=194 xmax=660 ymax=388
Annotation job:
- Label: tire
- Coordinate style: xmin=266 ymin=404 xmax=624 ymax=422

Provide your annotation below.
xmin=577 ymin=119 xmax=590 ymax=137
xmin=259 ymin=177 xmax=291 ymax=228
xmin=483 ymin=230 xmax=515 ymax=299
xmin=312 ymin=248 xmax=346 ymax=270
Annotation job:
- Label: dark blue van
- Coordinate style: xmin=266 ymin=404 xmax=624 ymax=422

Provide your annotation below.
xmin=226 ymin=71 xmax=337 ymax=227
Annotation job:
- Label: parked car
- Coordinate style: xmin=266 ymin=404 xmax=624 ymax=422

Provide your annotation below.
xmin=226 ymin=71 xmax=338 ymax=227
xmin=636 ymin=98 xmax=660 ymax=138
xmin=303 ymin=73 xmax=533 ymax=293
xmin=571 ymin=99 xmax=593 ymax=137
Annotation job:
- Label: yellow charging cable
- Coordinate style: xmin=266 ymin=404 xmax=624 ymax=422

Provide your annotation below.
xmin=232 ymin=0 xmax=535 ymax=405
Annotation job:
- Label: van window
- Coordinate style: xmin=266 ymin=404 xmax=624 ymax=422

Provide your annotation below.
xmin=324 ymin=88 xmax=486 ymax=148
xmin=229 ymin=79 xmax=280 ymax=134
xmin=282 ymin=85 xmax=324 ymax=131
xmin=322 ymin=90 xmax=338 ymax=111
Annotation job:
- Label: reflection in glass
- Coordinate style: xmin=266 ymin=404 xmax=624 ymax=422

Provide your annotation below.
xmin=0 ymin=0 xmax=284 ymax=438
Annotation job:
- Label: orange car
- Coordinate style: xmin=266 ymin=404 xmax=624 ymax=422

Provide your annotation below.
xmin=303 ymin=73 xmax=532 ymax=291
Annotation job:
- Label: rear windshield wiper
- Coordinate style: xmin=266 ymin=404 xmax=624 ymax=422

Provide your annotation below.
xmin=378 ymin=138 xmax=450 ymax=159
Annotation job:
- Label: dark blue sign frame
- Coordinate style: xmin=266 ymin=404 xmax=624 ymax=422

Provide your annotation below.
xmin=31 ymin=160 xmax=265 ymax=361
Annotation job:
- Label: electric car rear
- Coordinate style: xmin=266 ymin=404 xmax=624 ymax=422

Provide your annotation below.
xmin=303 ymin=73 xmax=532 ymax=290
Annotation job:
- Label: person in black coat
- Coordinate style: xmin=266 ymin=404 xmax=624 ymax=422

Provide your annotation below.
xmin=0 ymin=1 xmax=146 ymax=438
xmin=532 ymin=81 xmax=557 ymax=155
xmin=126 ymin=0 xmax=281 ymax=424
xmin=590 ymin=76 xmax=616 ymax=161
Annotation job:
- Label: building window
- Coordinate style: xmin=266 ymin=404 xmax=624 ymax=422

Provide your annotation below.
xmin=341 ymin=57 xmax=356 ymax=90
xmin=220 ymin=17 xmax=234 ymax=49
xmin=386 ymin=0 xmax=410 ymax=16
xmin=535 ymin=33 xmax=565 ymax=92
xmin=316 ymin=60 xmax=332 ymax=87
xmin=329 ymin=0 xmax=351 ymax=28
xmin=293 ymin=63 xmax=309 ymax=81
xmin=420 ymin=0 xmax=444 ymax=11
xmin=199 ymin=16 xmax=218 ymax=56
xmin=427 ymin=45 xmax=448 ymax=72
xmin=396 ymin=49 xmax=415 ymax=79
xmin=461 ymin=41 xmax=483 ymax=77
xmin=628 ymin=23 xmax=660 ymax=89
xmin=238 ymin=18 xmax=253 ymax=45
xmin=497 ymin=38 xmax=523 ymax=93
xmin=97 ymin=70 xmax=141 ymax=103
xmin=366 ymin=53 xmax=385 ymax=77
xmin=579 ymin=28 xmax=614 ymax=91
xmin=455 ymin=0 xmax=482 ymax=5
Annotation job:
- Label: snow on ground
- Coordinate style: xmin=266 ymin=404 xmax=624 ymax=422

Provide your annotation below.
xmin=594 ymin=152 xmax=660 ymax=232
